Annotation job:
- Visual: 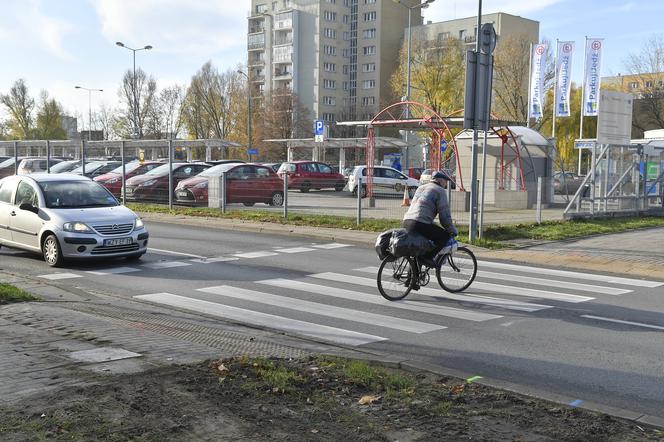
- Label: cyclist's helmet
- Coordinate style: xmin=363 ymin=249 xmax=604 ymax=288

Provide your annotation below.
xmin=431 ymin=170 xmax=451 ymax=181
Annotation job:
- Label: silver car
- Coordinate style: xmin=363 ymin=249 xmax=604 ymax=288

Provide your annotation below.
xmin=0 ymin=173 xmax=148 ymax=266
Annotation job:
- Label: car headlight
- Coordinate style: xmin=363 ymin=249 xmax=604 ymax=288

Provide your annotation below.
xmin=140 ymin=179 xmax=158 ymax=187
xmin=106 ymin=177 xmax=120 ymax=184
xmin=193 ymin=182 xmax=208 ymax=189
xmin=134 ymin=218 xmax=145 ymax=230
xmin=63 ymin=222 xmax=94 ymax=233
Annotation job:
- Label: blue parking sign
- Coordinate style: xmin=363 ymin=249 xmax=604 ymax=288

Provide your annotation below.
xmin=314 ymin=120 xmax=324 ymax=136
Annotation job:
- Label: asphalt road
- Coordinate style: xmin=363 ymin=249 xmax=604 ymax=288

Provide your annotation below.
xmin=2 ymin=221 xmax=663 ymax=420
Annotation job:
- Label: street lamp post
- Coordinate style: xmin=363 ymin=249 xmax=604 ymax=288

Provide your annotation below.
xmin=74 ymin=86 xmax=103 ymax=141
xmin=393 ymin=0 xmax=436 ymax=169
xmin=115 ymin=42 xmax=153 ymax=139
xmin=237 ymin=70 xmax=253 ymax=162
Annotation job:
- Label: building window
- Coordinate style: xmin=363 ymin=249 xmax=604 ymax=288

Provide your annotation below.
xmin=645 ymin=80 xmax=654 ymax=88
xmin=343 ymin=81 xmax=349 ymax=91
xmin=363 ymin=45 xmax=376 ymax=55
xmin=363 ymin=28 xmax=376 ymax=39
xmin=323 ymin=79 xmax=337 ymax=89
xmin=342 ymin=48 xmax=350 ymax=58
xmin=437 ymin=32 xmax=450 ymax=42
xmin=629 ymin=82 xmax=639 ymax=89
xmin=459 ymin=29 xmax=466 ymax=40
xmin=363 ymin=11 xmax=377 ymax=21
xmin=365 ymin=0 xmax=376 ymax=3
xmin=322 ymin=96 xmax=336 ymax=105
xmin=256 ymin=3 xmax=267 ymax=13
xmin=324 ymin=28 xmax=337 ymax=38
xmin=362 ymin=63 xmax=376 ymax=72
xmin=326 ymin=0 xmax=336 ymax=3
xmin=324 ymin=11 xmax=337 ymax=21
xmin=362 ymin=80 xmax=376 ymax=89
xmin=343 ymin=65 xmax=349 ymax=74
xmin=322 ymin=113 xmax=336 ymax=122
xmin=324 ymin=62 xmax=337 ymax=72
xmin=324 ymin=45 xmax=337 ymax=56
xmin=362 ymin=96 xmax=375 ymax=106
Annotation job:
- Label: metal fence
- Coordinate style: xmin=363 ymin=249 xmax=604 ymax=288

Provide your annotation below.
xmin=0 ymin=139 xmax=595 ymax=230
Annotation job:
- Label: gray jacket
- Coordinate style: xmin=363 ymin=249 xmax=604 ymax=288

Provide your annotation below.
xmin=403 ymin=182 xmax=458 ymax=235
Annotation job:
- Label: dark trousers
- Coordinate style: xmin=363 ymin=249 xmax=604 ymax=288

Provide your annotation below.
xmin=402 ymin=219 xmax=450 ymax=258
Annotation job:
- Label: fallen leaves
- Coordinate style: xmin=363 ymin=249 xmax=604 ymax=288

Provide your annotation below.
xmin=358 ymin=394 xmax=382 ymax=405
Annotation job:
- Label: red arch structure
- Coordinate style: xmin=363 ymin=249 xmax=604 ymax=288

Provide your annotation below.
xmin=445 ymin=109 xmax=527 ymax=192
xmin=365 ymin=101 xmax=465 ymax=196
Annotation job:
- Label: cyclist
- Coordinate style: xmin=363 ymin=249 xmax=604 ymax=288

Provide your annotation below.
xmin=402 ymin=170 xmax=458 ymax=268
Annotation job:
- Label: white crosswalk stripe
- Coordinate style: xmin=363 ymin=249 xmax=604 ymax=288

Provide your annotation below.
xmin=143 ymin=261 xmax=192 ymax=269
xmin=274 ymin=247 xmax=316 ymax=254
xmin=319 ymin=272 xmax=554 ymax=312
xmin=478 ymin=260 xmax=663 ymax=288
xmin=474 ymin=270 xmax=631 ymax=295
xmin=196 ymin=285 xmax=446 ymax=333
xmin=352 ymin=267 xmax=593 ymax=303
xmin=312 ymin=243 xmax=352 ymax=249
xmin=38 ymin=273 xmax=82 ymax=280
xmin=189 ymin=256 xmax=239 ymax=264
xmin=257 ymin=278 xmax=501 ymax=321
xmin=86 ymin=267 xmax=141 ymax=275
xmin=134 ymin=292 xmax=387 ymax=346
xmin=233 ymin=251 xmax=279 ymax=259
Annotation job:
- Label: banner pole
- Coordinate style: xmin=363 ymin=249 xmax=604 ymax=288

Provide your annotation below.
xmin=527 ymin=42 xmax=533 ymax=128
xmin=552 ymin=39 xmax=558 ymax=139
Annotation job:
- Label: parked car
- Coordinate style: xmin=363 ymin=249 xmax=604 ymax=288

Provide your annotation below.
xmin=277 ymin=161 xmax=346 ymax=192
xmin=175 ymin=163 xmax=284 ymax=206
xmin=49 ymin=160 xmax=90 ymax=174
xmin=261 ymin=162 xmax=282 ymax=173
xmin=0 ymin=173 xmax=148 ymax=266
xmin=204 ymin=159 xmax=246 ymax=166
xmin=17 ymin=158 xmax=64 ymax=175
xmin=419 ymin=168 xmax=457 ymax=189
xmin=0 ymin=157 xmax=19 ymax=179
xmin=124 ymin=162 xmax=210 ymax=203
xmin=94 ymin=161 xmax=164 ymax=197
xmin=70 ymin=160 xmax=122 ymax=178
xmin=553 ymin=172 xmax=587 ymax=195
xmin=347 ymin=165 xmax=420 ymax=198
xmin=406 ymin=167 xmax=424 ymax=180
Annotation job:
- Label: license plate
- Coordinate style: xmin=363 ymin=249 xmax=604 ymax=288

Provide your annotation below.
xmin=176 ymin=191 xmax=188 ymax=197
xmin=104 ymin=237 xmax=133 ymax=247
xmin=125 ymin=188 xmax=134 ymax=196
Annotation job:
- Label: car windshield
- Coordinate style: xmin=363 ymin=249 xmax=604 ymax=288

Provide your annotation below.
xmin=199 ymin=163 xmax=236 ymax=177
xmin=278 ymin=163 xmax=296 ymax=173
xmin=70 ymin=162 xmax=104 ymax=174
xmin=0 ymin=158 xmax=17 ymax=168
xmin=49 ymin=161 xmax=81 ymax=173
xmin=38 ymin=180 xmax=119 ymax=209
xmin=144 ymin=163 xmax=185 ymax=176
xmin=110 ymin=161 xmax=144 ymax=174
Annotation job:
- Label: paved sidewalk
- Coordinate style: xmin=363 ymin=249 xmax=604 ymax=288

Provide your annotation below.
xmin=138 ymin=211 xmax=664 ymax=280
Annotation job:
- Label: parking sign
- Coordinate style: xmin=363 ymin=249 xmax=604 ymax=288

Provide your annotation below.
xmin=314 ymin=120 xmax=325 ymax=143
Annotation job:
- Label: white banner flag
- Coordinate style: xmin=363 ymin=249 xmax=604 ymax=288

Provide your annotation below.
xmin=529 ymin=43 xmax=548 ymax=120
xmin=583 ymin=38 xmax=603 ymax=116
xmin=555 ymin=41 xmax=575 ymax=117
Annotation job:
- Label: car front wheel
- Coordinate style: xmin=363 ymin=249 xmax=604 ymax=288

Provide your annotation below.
xmin=42 ymin=234 xmax=64 ymax=267
xmin=269 ymin=191 xmax=284 ymax=206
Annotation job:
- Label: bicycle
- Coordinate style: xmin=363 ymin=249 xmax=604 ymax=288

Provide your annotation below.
xmin=376 ymin=239 xmax=477 ymax=301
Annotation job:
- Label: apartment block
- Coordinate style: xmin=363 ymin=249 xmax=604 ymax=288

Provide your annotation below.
xmin=247 ymin=0 xmax=422 ymax=133
xmin=410 ymin=12 xmax=539 ymax=50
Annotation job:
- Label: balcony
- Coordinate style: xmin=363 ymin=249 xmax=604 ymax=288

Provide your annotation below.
xmin=275 ymin=20 xmax=292 ymax=30
xmin=251 ymin=74 xmax=266 ymax=82
xmin=249 ymin=26 xmax=265 ymax=34
xmin=274 ymin=70 xmax=292 ymax=80
xmin=274 ymin=37 xmax=293 ymax=46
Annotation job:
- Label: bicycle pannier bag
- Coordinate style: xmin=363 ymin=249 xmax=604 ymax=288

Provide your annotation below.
xmin=375 ymin=228 xmax=403 ymax=260
xmin=388 ymin=229 xmax=434 ymax=257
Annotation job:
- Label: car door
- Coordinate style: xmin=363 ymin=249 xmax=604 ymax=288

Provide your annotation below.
xmin=0 ymin=178 xmax=18 ymax=242
xmin=254 ymin=166 xmax=274 ymax=201
xmin=383 ymin=168 xmax=408 ymax=194
xmin=316 ymin=163 xmax=335 ymax=189
xmin=371 ymin=167 xmax=388 ymax=193
xmin=9 ymin=180 xmax=43 ymax=250
xmin=227 ymin=165 xmax=253 ymax=203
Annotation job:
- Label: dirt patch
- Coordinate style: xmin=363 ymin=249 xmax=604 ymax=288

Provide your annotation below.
xmin=1 ymin=356 xmax=662 ymax=441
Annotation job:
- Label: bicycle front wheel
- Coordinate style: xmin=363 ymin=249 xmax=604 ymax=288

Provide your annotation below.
xmin=436 ymin=247 xmax=477 ymax=293
xmin=377 ymin=255 xmax=416 ymax=301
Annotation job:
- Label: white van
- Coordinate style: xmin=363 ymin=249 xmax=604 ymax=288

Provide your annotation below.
xmin=347 ymin=165 xmax=420 ymax=198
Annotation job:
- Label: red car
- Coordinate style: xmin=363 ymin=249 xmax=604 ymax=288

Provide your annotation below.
xmin=277 ymin=161 xmax=345 ymax=192
xmin=94 ymin=160 xmax=163 ymax=197
xmin=175 ymin=163 xmax=284 ymax=206
xmin=406 ymin=167 xmax=424 ymax=180
xmin=124 ymin=162 xmax=210 ymax=203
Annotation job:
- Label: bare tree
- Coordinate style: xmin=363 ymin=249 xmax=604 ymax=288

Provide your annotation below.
xmin=0 ymin=79 xmax=35 ymax=139
xmin=158 ymin=85 xmax=185 ymax=139
xmin=624 ymin=34 xmax=664 ymax=136
xmin=94 ymin=103 xmax=118 ymax=140
xmin=117 ymin=68 xmax=158 ymax=139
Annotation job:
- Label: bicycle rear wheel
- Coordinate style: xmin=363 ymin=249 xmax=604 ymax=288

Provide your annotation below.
xmin=377 ymin=255 xmax=416 ymax=301
xmin=436 ymin=247 xmax=477 ymax=293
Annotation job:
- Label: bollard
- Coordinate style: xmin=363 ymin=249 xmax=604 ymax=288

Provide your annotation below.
xmin=283 ymin=173 xmax=288 ymax=220
xmin=221 ymin=171 xmax=227 ymax=214
xmin=536 ymin=177 xmax=542 ymax=224
xmin=357 ymin=177 xmax=363 ymax=225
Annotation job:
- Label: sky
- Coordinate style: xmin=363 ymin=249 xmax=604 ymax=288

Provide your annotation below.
xmin=0 ymin=0 xmax=662 ymax=128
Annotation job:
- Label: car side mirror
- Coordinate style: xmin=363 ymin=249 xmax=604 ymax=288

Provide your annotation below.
xmin=19 ymin=203 xmax=39 ymax=214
